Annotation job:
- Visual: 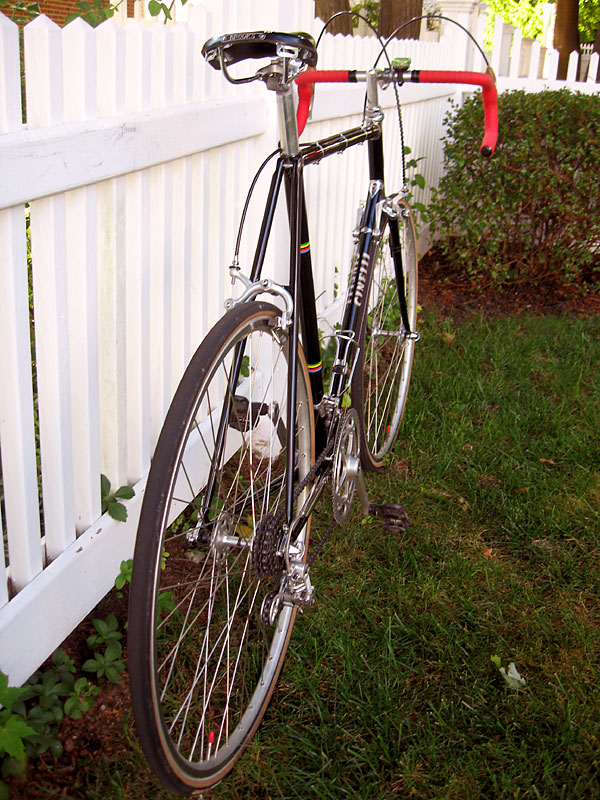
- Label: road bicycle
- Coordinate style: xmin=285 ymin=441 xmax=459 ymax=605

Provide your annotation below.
xmin=128 ymin=18 xmax=497 ymax=795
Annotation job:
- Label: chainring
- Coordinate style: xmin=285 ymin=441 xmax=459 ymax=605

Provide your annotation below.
xmin=332 ymin=408 xmax=361 ymax=524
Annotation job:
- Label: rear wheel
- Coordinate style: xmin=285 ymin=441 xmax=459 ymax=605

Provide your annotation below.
xmin=128 ymin=302 xmax=314 ymax=794
xmin=352 ymin=200 xmax=418 ymax=470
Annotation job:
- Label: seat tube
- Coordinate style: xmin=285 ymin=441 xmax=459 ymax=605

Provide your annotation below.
xmin=276 ymin=81 xmax=303 ymax=525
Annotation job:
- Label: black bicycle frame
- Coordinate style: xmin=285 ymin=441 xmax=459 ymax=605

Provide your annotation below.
xmin=202 ymin=118 xmax=408 ymax=530
xmin=255 ymin=122 xmax=400 ymax=525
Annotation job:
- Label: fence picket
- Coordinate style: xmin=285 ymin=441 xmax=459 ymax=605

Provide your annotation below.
xmin=170 ymin=24 xmax=193 ymax=388
xmin=96 ymin=21 xmax=128 ymax=489
xmin=509 ymin=27 xmax=522 ymax=78
xmin=0 ymin=16 xmax=44 ymax=601
xmin=529 ymin=40 xmax=542 ymax=79
xmin=567 ymin=50 xmax=579 ymax=82
xmin=63 ymin=19 xmax=102 ymax=532
xmin=588 ymin=52 xmax=600 ymax=83
xmin=124 ymin=19 xmax=151 ymax=483
xmin=25 ymin=17 xmax=77 ymax=561
xmin=0 ymin=206 xmax=44 ymax=593
xmin=544 ymin=48 xmax=559 ymax=79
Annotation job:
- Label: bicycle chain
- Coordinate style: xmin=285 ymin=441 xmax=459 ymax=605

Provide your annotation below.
xmin=283 ymin=432 xmax=341 ymax=569
xmin=252 ymin=431 xmax=336 ymax=582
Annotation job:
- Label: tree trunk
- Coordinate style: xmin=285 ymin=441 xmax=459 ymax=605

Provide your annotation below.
xmin=553 ymin=0 xmax=580 ymax=79
xmin=379 ymin=0 xmax=423 ymax=41
xmin=315 ymin=0 xmax=353 ymax=35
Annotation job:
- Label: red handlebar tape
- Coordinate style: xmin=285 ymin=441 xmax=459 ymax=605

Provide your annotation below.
xmin=418 ymin=70 xmax=498 ymax=156
xmin=295 ymin=70 xmax=351 ymax=135
xmin=295 ymin=68 xmax=498 ymax=156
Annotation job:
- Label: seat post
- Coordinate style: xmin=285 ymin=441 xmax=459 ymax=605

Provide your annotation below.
xmin=277 ymin=87 xmax=300 ymax=157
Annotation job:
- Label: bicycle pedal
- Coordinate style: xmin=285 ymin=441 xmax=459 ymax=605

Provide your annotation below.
xmin=368 ymin=503 xmax=410 ymax=534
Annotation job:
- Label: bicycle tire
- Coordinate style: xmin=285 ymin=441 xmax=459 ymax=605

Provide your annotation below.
xmin=128 ymin=301 xmax=314 ymax=794
xmin=352 ymin=199 xmax=418 ymax=470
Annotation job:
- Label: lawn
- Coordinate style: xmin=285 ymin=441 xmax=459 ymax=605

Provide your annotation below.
xmin=12 ymin=306 xmax=600 ymax=800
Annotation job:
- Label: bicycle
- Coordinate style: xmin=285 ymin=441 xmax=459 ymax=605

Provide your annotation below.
xmin=128 ymin=21 xmax=498 ymax=795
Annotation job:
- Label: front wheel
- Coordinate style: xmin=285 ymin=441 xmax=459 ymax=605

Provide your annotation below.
xmin=352 ymin=199 xmax=418 ymax=470
xmin=128 ymin=302 xmax=314 ymax=794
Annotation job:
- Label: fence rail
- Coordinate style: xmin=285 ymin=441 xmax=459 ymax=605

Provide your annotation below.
xmin=0 ymin=0 xmax=598 ymax=686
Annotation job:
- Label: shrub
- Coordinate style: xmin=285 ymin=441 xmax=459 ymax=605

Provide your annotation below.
xmin=428 ymin=88 xmax=600 ymax=287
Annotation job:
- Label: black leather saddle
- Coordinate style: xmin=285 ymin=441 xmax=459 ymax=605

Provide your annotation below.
xmin=202 ymin=31 xmax=318 ymax=71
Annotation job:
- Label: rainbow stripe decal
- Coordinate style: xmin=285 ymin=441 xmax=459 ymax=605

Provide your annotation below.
xmin=300 ymin=241 xmax=310 ymax=255
xmin=307 ymin=361 xmax=322 ymax=374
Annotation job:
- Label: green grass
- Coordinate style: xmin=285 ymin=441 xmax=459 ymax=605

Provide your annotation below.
xmin=41 ymin=311 xmax=600 ymax=798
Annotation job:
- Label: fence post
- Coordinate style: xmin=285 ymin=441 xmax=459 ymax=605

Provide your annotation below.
xmin=437 ymin=0 xmax=481 ymax=70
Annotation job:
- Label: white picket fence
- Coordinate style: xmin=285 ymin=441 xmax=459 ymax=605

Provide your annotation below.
xmin=0 ymin=0 xmax=598 ymax=686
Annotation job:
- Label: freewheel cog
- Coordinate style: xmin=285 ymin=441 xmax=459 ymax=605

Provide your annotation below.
xmin=252 ymin=513 xmax=283 ymax=581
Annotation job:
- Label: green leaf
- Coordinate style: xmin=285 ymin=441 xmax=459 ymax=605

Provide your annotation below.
xmin=107 ymin=500 xmax=127 ymax=522
xmin=113 ymin=485 xmax=134 ymax=500
xmin=105 ymin=641 xmax=123 ymax=661
xmin=413 ymin=174 xmax=426 ymax=190
xmin=100 ymin=474 xmax=111 ymax=500
xmin=147 ymin=0 xmax=161 ymax=14
xmin=0 ymin=673 xmax=27 ymax=711
xmin=0 ymin=716 xmax=35 ymax=760
xmin=64 ymin=696 xmax=81 ymax=719
xmin=49 ymin=737 xmax=63 ymax=758
xmin=115 ymin=559 xmax=133 ymax=589
xmin=105 ymin=665 xmax=123 ymax=684
xmin=1 ymin=755 xmax=27 ymax=779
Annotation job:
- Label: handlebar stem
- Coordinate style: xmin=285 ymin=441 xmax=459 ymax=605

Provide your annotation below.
xmin=364 ymin=70 xmax=383 ymax=129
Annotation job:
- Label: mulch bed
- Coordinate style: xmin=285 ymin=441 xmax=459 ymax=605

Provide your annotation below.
xmin=418 ymin=249 xmax=600 ymax=321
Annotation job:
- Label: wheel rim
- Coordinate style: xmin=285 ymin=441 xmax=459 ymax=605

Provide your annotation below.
xmin=147 ymin=312 xmax=313 ymax=783
xmin=360 ymin=210 xmax=417 ymax=463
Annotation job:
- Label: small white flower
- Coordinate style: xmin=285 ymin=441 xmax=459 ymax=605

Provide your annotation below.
xmin=499 ymin=662 xmax=526 ymax=690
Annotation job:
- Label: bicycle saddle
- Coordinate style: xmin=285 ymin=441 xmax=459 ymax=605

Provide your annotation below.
xmin=202 ymin=31 xmax=318 ymax=70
